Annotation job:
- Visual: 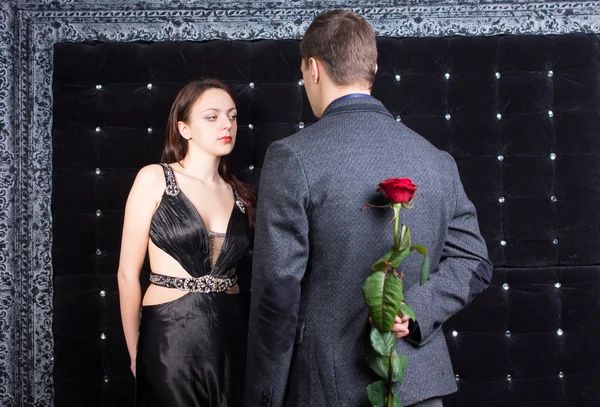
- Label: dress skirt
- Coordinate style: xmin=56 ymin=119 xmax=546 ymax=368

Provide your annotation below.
xmin=136 ymin=292 xmax=247 ymax=407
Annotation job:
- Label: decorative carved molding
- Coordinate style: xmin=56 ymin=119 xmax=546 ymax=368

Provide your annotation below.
xmin=1 ymin=0 xmax=599 ymax=405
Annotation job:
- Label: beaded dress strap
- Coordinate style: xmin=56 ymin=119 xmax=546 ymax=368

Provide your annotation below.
xmin=233 ymin=187 xmax=246 ymax=214
xmin=159 ymin=163 xmax=180 ymax=196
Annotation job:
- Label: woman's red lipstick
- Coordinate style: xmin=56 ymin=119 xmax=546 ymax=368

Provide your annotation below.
xmin=219 ymin=136 xmax=232 ymax=143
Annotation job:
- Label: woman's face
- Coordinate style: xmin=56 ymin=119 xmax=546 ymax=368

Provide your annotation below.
xmin=179 ymin=88 xmax=238 ymax=157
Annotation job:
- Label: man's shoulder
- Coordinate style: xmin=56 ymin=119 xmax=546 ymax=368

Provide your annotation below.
xmin=268 ymin=113 xmax=455 ymax=170
xmin=264 ymin=122 xmax=324 ymax=158
xmin=402 ymin=125 xmax=453 ymax=159
xmin=377 ymin=120 xmax=455 ymax=167
xmin=282 ymin=119 xmax=327 ymax=144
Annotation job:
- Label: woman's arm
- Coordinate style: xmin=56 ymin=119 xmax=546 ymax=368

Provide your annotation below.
xmin=117 ymin=165 xmax=162 ymax=377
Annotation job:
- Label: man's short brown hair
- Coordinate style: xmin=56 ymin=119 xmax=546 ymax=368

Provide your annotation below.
xmin=300 ymin=9 xmax=377 ymax=88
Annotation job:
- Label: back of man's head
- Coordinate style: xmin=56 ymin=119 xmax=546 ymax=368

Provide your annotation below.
xmin=301 ymin=9 xmax=377 ymax=89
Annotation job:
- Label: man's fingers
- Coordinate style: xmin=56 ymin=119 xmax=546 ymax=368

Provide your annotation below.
xmin=392 ymin=320 xmax=410 ymax=329
xmin=370 ymin=315 xmax=410 ymax=336
xmin=394 ymin=324 xmax=410 ymax=338
xmin=395 ymin=315 xmax=411 ymax=323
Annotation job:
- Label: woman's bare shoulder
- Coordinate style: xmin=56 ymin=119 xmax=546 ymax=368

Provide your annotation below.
xmin=132 ymin=164 xmax=167 ymax=194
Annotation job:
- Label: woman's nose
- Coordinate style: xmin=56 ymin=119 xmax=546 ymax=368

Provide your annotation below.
xmin=222 ymin=116 xmax=232 ymax=129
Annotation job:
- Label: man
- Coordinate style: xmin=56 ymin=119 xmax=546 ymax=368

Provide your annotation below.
xmin=245 ymin=9 xmax=493 ymax=407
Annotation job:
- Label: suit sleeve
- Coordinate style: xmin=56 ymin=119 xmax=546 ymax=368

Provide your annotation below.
xmin=403 ymin=152 xmax=493 ymax=346
xmin=244 ymin=140 xmax=310 ymax=407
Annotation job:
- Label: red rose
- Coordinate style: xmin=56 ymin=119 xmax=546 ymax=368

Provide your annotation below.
xmin=377 ymin=178 xmax=417 ymax=204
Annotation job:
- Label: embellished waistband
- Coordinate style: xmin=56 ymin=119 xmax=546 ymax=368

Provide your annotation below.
xmin=149 ymin=272 xmax=237 ymax=293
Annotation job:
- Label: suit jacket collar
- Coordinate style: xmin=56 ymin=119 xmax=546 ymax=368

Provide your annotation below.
xmin=321 ymin=95 xmax=393 ymax=119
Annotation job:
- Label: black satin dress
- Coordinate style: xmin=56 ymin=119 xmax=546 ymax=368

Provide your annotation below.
xmin=136 ymin=163 xmax=251 ymax=407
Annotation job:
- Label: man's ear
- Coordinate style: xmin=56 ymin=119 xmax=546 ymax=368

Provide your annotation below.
xmin=375 ymin=63 xmax=378 ymax=74
xmin=309 ymin=57 xmax=320 ymax=85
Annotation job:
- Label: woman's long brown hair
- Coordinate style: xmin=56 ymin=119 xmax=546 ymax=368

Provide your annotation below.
xmin=162 ymin=79 xmax=256 ymax=228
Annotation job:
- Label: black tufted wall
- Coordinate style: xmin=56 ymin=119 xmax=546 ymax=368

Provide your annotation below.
xmin=52 ymin=35 xmax=600 ymax=406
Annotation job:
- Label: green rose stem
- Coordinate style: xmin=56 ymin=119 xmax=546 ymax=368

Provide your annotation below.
xmin=389 ymin=203 xmax=401 ymax=407
xmin=387 ymin=349 xmax=394 ymax=407
xmin=393 ymin=204 xmax=401 ymax=250
xmin=392 ymin=204 xmax=403 ymax=280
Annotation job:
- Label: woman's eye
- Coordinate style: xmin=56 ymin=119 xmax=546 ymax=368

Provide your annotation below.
xmin=229 ymin=114 xmax=237 ymax=120
xmin=206 ymin=116 xmax=217 ymax=121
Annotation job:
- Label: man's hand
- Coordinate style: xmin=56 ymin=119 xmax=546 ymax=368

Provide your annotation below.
xmin=391 ymin=315 xmax=411 ymax=339
xmin=368 ymin=315 xmax=411 ymax=339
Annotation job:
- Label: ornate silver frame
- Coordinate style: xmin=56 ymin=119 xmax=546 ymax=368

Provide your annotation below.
xmin=1 ymin=0 xmax=599 ymax=405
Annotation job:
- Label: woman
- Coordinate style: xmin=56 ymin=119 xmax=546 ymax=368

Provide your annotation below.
xmin=117 ymin=79 xmax=255 ymax=407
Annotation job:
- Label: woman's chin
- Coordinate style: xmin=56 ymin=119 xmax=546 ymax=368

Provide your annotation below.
xmin=214 ymin=145 xmax=235 ymax=156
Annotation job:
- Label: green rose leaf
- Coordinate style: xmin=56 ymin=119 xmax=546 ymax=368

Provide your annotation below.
xmin=366 ymin=380 xmax=386 ymax=407
xmin=410 ymin=245 xmax=430 ymax=286
xmin=371 ymin=250 xmax=395 ymax=272
xmin=363 ymin=272 xmax=404 ymax=331
xmin=399 ymin=224 xmax=411 ymax=251
xmin=397 ymin=303 xmax=416 ymax=321
xmin=389 ymin=248 xmax=411 ymax=269
xmin=366 ymin=350 xmax=390 ymax=379
xmin=369 ymin=327 xmax=396 ymax=357
xmin=390 ymin=392 xmax=403 ymax=407
xmin=371 ymin=261 xmax=390 ymax=273
xmin=392 ymin=353 xmax=409 ymax=384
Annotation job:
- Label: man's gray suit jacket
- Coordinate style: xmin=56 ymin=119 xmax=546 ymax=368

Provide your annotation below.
xmin=245 ymin=96 xmax=493 ymax=407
